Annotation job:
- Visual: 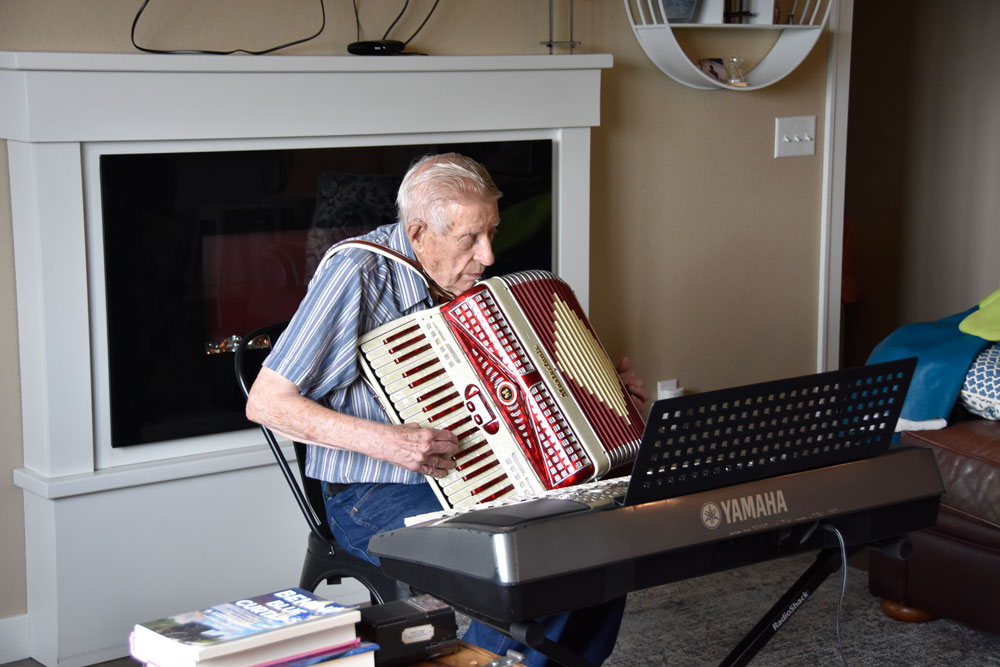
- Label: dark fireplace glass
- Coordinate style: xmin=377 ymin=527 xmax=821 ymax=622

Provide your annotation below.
xmin=100 ymin=141 xmax=553 ymax=447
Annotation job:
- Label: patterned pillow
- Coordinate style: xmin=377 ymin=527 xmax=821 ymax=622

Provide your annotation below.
xmin=960 ymin=342 xmax=1000 ymax=420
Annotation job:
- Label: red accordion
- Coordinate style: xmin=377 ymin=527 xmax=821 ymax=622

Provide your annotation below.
xmin=358 ymin=270 xmax=645 ymax=510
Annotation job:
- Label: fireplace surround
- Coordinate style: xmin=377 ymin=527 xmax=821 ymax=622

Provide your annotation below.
xmin=1 ymin=50 xmax=610 ymax=665
xmin=99 ymin=141 xmax=554 ymax=450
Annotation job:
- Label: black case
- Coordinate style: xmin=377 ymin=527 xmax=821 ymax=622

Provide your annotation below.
xmin=358 ymin=595 xmax=459 ymax=666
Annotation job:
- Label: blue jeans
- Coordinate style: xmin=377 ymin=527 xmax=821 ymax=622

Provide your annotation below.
xmin=323 ymin=482 xmax=626 ymax=667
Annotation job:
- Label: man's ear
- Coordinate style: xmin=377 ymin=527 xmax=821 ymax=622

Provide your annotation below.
xmin=406 ymin=219 xmax=427 ymax=252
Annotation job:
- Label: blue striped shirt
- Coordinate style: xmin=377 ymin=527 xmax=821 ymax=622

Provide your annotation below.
xmin=263 ymin=222 xmax=433 ymax=485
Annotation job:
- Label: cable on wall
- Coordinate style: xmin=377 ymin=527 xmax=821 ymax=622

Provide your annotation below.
xmin=130 ymin=0 xmax=327 ymax=55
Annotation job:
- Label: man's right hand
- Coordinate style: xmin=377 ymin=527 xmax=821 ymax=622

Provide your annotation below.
xmin=247 ymin=367 xmax=459 ymax=477
xmin=374 ymin=423 xmax=459 ymax=479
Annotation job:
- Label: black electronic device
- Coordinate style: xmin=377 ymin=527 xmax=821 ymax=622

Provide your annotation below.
xmin=347 ymin=40 xmax=405 ymax=55
xmin=358 ymin=595 xmax=458 ymax=666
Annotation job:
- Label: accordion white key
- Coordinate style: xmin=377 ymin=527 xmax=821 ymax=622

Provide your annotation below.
xmin=358 ymin=270 xmax=645 ymax=510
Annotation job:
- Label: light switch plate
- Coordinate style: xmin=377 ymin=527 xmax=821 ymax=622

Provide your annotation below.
xmin=774 ymin=116 xmax=816 ymax=158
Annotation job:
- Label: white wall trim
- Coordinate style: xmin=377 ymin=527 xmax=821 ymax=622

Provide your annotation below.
xmin=0 ymin=612 xmax=29 ymax=663
xmin=817 ymin=0 xmax=854 ymax=371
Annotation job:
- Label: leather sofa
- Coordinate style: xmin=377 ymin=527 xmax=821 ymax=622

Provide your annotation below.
xmin=868 ymin=416 xmax=1000 ymax=634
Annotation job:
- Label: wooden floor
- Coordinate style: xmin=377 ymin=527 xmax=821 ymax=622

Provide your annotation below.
xmin=1 ymin=660 xmax=138 ymax=667
xmin=0 ymin=642 xmax=505 ymax=667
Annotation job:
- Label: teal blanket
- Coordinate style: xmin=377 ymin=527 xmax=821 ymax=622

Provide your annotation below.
xmin=867 ymin=307 xmax=988 ymax=422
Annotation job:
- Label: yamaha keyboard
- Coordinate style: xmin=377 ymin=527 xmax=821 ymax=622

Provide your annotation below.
xmin=370 ymin=446 xmax=944 ymax=625
xmin=372 ymin=359 xmax=938 ymax=666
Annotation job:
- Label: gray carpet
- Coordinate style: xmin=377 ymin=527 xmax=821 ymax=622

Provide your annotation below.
xmin=604 ymin=551 xmax=1000 ymax=666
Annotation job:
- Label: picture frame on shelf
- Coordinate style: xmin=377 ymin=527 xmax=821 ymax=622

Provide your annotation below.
xmin=699 ymin=58 xmax=727 ymax=83
xmin=662 ymin=0 xmax=699 ymax=23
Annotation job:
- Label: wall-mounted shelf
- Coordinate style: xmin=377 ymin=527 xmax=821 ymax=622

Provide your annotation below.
xmin=625 ymin=0 xmax=833 ymax=90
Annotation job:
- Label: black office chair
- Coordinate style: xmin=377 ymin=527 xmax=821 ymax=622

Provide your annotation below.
xmin=234 ymin=321 xmax=400 ymax=605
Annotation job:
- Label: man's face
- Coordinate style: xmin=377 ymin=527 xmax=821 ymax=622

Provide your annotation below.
xmin=408 ymin=198 xmax=500 ymax=297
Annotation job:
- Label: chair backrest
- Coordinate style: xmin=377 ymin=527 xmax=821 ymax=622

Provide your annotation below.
xmin=233 ymin=321 xmax=333 ymax=543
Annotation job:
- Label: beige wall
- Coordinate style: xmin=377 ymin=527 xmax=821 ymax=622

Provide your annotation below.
xmin=843 ymin=0 xmax=1000 ymax=367
xmin=0 ymin=0 xmax=831 ymax=622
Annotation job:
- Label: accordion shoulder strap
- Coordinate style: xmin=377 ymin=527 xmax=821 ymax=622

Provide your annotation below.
xmin=322 ymin=239 xmax=455 ymax=303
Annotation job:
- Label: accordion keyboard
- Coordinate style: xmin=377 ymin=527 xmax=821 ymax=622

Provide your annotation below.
xmin=404 ymin=475 xmax=631 ymax=526
xmin=360 ymin=319 xmax=515 ymax=508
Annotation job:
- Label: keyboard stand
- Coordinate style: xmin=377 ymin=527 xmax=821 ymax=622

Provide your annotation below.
xmin=464 ymin=539 xmax=871 ymax=667
xmin=719 ymin=542 xmax=862 ymax=666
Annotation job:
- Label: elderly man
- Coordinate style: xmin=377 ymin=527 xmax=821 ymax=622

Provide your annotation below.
xmin=247 ymin=153 xmax=647 ymax=666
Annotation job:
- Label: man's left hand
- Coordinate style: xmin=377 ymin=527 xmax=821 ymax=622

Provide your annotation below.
xmin=617 ymin=356 xmax=650 ymax=406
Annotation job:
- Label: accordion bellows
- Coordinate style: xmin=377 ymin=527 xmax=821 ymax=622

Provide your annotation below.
xmin=359 ymin=270 xmax=645 ymax=510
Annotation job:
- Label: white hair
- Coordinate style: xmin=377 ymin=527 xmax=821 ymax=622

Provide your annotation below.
xmin=397 ymin=153 xmax=502 ymax=234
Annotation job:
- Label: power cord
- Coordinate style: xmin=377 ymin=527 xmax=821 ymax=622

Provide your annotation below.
xmin=381 ymin=0 xmax=411 ymax=41
xmin=130 ymin=0 xmax=327 ymax=55
xmin=823 ymin=524 xmax=851 ymax=667
xmin=353 ymin=0 xmax=362 ymax=42
xmin=397 ymin=0 xmax=442 ymax=47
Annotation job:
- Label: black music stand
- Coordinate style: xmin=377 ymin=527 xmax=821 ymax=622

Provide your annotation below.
xmin=626 ymin=357 xmax=917 ymax=506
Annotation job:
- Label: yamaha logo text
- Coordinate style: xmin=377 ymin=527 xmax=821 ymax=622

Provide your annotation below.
xmin=701 ymin=490 xmax=789 ymax=529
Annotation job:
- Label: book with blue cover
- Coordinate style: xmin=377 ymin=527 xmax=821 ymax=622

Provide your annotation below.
xmin=129 ymin=588 xmax=365 ymax=667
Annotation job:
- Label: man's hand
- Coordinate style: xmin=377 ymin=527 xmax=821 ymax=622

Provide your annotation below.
xmin=247 ymin=367 xmax=459 ymax=476
xmin=373 ymin=423 xmax=459 ymax=479
xmin=617 ymin=356 xmax=650 ymax=406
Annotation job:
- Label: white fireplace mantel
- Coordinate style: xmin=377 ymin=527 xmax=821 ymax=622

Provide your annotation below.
xmin=0 ymin=50 xmax=609 ymax=143
xmin=1 ymin=51 xmax=611 ymax=666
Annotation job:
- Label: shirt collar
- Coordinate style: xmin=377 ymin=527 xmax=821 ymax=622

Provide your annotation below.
xmin=387 ymin=222 xmax=435 ymax=312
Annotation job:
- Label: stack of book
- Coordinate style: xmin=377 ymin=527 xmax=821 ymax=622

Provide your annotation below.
xmin=129 ymin=588 xmax=376 ymax=667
